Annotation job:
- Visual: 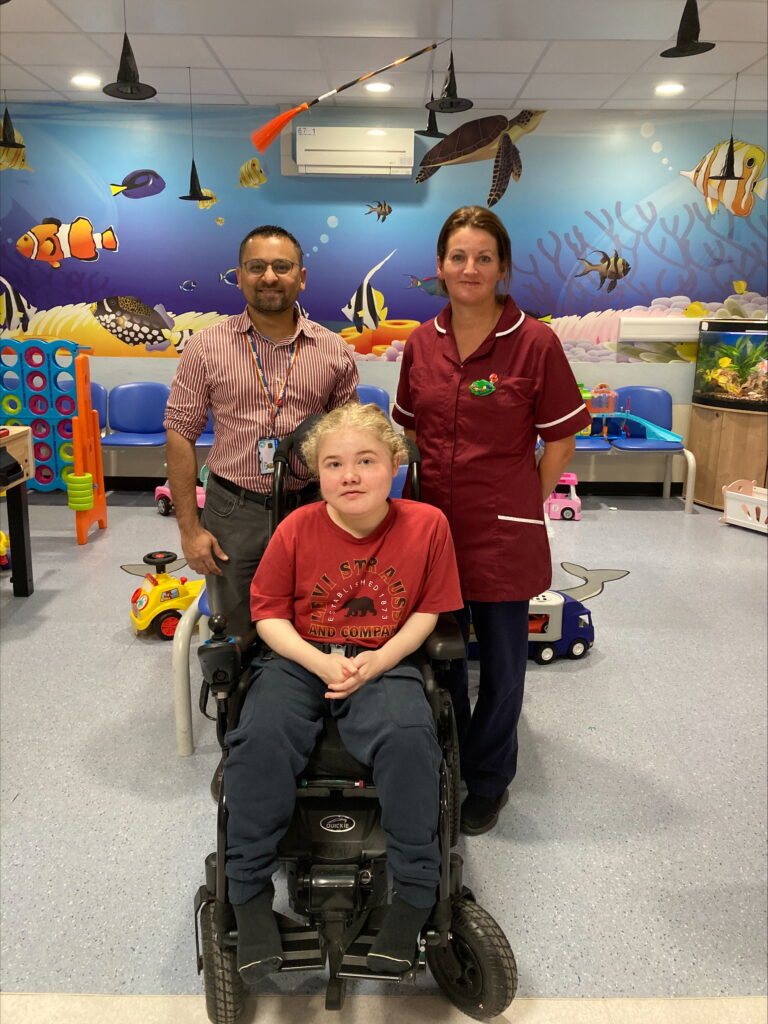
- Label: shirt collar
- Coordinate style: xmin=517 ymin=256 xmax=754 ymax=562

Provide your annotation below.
xmin=434 ymin=295 xmax=525 ymax=337
xmin=236 ymin=306 xmax=316 ymax=345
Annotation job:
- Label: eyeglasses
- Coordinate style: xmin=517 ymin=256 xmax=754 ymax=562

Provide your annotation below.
xmin=242 ymin=259 xmax=299 ymax=277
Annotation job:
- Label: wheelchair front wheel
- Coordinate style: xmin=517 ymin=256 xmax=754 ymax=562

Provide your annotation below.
xmin=427 ymin=898 xmax=517 ymax=1021
xmin=200 ymin=900 xmax=245 ymax=1024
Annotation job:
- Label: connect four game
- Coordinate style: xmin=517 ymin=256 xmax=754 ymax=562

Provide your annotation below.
xmin=0 ymin=339 xmax=79 ymax=491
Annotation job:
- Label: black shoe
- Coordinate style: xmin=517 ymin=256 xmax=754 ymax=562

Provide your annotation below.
xmin=233 ymin=883 xmax=283 ymax=984
xmin=460 ymin=790 xmax=509 ymax=836
xmin=366 ymin=894 xmax=432 ymax=974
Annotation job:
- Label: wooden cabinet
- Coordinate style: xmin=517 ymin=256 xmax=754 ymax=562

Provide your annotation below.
xmin=687 ymin=404 xmax=768 ymax=509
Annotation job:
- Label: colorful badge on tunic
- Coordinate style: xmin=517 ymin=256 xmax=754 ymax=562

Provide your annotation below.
xmin=469 ymin=378 xmax=496 ymax=396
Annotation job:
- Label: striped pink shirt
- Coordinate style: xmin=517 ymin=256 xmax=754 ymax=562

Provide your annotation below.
xmin=164 ymin=308 xmax=359 ymax=492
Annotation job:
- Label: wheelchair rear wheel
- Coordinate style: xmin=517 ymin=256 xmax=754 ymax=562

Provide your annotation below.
xmin=427 ymin=898 xmax=517 ymax=1021
xmin=200 ymin=900 xmax=245 ymax=1024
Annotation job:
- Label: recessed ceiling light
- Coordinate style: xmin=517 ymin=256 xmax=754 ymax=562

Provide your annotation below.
xmin=71 ymin=73 xmax=101 ymax=89
xmin=367 ymin=129 xmax=386 ymax=136
xmin=655 ymin=81 xmax=685 ymax=96
xmin=365 ymin=82 xmax=392 ymax=93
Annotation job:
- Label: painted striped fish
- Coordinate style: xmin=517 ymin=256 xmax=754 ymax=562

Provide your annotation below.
xmin=680 ymin=139 xmax=767 ymax=217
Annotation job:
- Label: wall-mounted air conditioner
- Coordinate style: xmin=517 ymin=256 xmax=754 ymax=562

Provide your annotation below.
xmin=295 ymin=126 xmax=414 ymax=176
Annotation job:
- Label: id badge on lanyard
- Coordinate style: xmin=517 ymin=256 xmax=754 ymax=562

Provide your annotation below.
xmin=258 ymin=437 xmax=279 ymax=474
xmin=247 ymin=329 xmax=300 ymax=474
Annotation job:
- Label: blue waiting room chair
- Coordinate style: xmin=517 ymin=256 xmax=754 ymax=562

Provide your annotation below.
xmin=356 ymin=384 xmax=390 ymax=417
xmin=606 ymin=386 xmax=696 ymax=514
xmin=100 ymin=381 xmax=170 ymax=447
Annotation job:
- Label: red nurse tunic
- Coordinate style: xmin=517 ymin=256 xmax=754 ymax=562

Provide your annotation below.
xmin=393 ymin=296 xmax=592 ymax=602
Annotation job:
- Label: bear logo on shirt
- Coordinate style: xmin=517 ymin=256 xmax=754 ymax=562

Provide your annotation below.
xmin=342 ymin=595 xmax=376 ymax=617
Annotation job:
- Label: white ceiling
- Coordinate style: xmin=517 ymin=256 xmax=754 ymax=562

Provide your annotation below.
xmin=0 ymin=0 xmax=766 ymax=112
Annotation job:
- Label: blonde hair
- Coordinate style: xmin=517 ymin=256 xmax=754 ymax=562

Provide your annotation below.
xmin=301 ymin=402 xmax=408 ymax=476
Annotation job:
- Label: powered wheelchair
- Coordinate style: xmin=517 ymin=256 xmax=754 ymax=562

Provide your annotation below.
xmin=193 ymin=419 xmax=518 ymax=1023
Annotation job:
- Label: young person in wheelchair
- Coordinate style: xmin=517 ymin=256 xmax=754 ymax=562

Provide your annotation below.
xmin=224 ymin=402 xmax=463 ymax=983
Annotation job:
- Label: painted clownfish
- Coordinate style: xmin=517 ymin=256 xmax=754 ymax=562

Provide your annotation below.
xmin=15 ymin=217 xmax=119 ymax=269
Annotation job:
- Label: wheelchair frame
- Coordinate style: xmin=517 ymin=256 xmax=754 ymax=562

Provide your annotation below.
xmin=193 ymin=420 xmax=517 ymax=1023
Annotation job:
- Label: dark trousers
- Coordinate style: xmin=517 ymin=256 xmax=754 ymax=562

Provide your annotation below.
xmin=224 ymin=656 xmax=441 ymax=908
xmin=200 ymin=476 xmax=271 ymax=640
xmin=443 ymin=600 xmax=530 ymax=799
xmin=201 ymin=476 xmax=317 ymax=639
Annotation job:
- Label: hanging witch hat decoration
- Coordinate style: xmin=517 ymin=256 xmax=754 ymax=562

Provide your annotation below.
xmin=1 ymin=106 xmax=24 ymax=149
xmin=180 ymin=159 xmax=207 ymax=202
xmin=416 ymin=78 xmax=448 ymax=138
xmin=661 ymin=0 xmax=715 ymax=58
xmin=709 ymin=74 xmax=741 ymax=182
xmin=103 ymin=24 xmax=157 ymax=99
xmin=179 ymin=68 xmax=208 ymax=201
xmin=426 ymin=51 xmax=473 ymax=113
xmin=426 ymin=0 xmax=472 ymax=113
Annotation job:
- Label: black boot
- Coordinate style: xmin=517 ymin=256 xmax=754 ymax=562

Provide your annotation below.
xmin=233 ymin=882 xmax=283 ymax=984
xmin=366 ymin=894 xmax=432 ymax=974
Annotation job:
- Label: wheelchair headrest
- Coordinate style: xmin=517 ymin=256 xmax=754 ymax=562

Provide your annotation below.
xmin=274 ymin=414 xmax=323 ymax=466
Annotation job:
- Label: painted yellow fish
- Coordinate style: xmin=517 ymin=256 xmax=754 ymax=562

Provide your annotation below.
xmin=198 ymin=188 xmax=219 ymax=210
xmin=732 ymin=280 xmax=747 ymax=294
xmin=683 ymin=301 xmax=710 ymax=318
xmin=0 ymin=129 xmax=33 ymax=172
xmin=680 ymin=140 xmax=767 ymax=217
xmin=238 ymin=158 xmax=267 ymax=188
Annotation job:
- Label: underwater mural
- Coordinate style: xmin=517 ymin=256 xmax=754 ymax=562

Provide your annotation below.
xmin=0 ymin=104 xmax=765 ymax=366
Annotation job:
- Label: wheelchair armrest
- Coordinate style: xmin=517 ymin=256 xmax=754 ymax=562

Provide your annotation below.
xmin=232 ymin=624 xmax=260 ymax=659
xmin=423 ymin=612 xmax=465 ymax=662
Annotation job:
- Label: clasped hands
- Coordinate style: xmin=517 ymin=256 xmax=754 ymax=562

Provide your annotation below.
xmin=316 ymin=650 xmax=387 ymax=700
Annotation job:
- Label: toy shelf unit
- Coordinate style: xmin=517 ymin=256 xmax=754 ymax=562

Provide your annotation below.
xmin=0 ymin=339 xmax=79 ymax=491
xmin=720 ymin=480 xmax=768 ymax=534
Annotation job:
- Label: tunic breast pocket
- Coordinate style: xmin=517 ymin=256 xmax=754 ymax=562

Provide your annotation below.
xmin=485 ymin=376 xmax=536 ymax=452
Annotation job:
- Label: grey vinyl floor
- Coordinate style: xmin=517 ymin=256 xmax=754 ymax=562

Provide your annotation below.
xmin=0 ymin=493 xmax=766 ymax=1003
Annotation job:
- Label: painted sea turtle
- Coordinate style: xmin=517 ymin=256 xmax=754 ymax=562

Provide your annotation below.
xmin=415 ymin=110 xmax=546 ymax=207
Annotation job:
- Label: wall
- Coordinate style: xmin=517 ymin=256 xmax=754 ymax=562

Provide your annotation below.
xmin=1 ymin=101 xmax=766 ymax=481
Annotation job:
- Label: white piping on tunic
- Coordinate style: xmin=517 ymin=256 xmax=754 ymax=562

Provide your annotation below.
xmin=394 ymin=400 xmax=414 ymax=419
xmin=536 ymin=403 xmax=587 ymax=430
xmin=498 ymin=514 xmax=545 ymax=525
xmin=434 ymin=308 xmax=526 ymax=337
xmin=495 ymin=309 xmax=525 ymax=336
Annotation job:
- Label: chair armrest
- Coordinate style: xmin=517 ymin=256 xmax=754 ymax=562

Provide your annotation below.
xmin=424 ymin=612 xmax=465 ymax=662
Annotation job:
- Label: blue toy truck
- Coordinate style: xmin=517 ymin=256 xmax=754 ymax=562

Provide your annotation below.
xmin=527 ymin=590 xmax=595 ymax=664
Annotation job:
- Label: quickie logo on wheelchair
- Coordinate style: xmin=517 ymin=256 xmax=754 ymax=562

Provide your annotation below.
xmin=320 ymin=815 xmax=356 ymax=833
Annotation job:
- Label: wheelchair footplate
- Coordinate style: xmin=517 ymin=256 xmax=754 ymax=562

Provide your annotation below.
xmin=274 ymin=912 xmax=325 ymax=971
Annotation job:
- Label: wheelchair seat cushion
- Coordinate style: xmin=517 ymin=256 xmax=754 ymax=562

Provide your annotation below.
xmin=304 ymin=716 xmax=373 ymax=782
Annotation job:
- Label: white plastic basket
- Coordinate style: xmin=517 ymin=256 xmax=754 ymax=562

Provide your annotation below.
xmin=720 ymin=479 xmax=768 ymax=534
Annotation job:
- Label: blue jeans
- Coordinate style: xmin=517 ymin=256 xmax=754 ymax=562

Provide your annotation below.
xmin=224 ymin=655 xmax=442 ymax=908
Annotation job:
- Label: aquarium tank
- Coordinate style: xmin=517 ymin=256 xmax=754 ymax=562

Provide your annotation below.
xmin=693 ymin=320 xmax=768 ymax=411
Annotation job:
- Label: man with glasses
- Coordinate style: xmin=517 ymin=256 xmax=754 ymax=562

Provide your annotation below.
xmin=164 ymin=225 xmax=359 ymax=638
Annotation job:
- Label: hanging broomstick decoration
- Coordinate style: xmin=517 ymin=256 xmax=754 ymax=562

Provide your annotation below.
xmin=251 ymin=42 xmax=442 ymax=152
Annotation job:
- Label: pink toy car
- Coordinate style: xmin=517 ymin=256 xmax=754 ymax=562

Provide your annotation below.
xmin=155 ymin=480 xmax=206 ymax=516
xmin=544 ymin=472 xmax=581 ymax=521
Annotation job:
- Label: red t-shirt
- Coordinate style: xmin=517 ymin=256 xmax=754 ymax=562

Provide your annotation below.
xmin=250 ymin=499 xmax=463 ymax=648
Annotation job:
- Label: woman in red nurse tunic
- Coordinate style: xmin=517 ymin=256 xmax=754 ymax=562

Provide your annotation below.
xmin=393 ymin=205 xmax=591 ymax=836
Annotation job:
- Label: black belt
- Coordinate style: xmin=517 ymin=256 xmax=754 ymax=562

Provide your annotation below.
xmin=210 ymin=472 xmax=309 ymax=510
xmin=307 ymin=640 xmax=373 ymax=657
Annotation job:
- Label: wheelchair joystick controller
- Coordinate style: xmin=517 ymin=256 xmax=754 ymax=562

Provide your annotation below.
xmin=198 ymin=614 xmax=241 ymax=698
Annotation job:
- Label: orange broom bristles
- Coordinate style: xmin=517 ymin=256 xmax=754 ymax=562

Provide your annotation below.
xmin=251 ymin=103 xmax=309 ymax=152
